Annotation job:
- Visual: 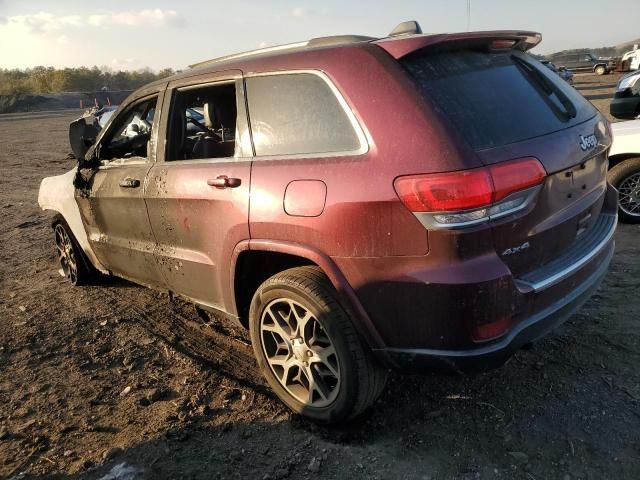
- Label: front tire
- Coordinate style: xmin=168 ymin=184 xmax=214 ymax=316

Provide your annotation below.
xmin=249 ymin=266 xmax=387 ymax=423
xmin=594 ymin=65 xmax=606 ymax=75
xmin=53 ymin=220 xmax=94 ymax=285
xmin=608 ymin=157 xmax=640 ymax=223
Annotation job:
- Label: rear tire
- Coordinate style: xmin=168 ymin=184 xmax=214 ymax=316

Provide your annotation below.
xmin=594 ymin=65 xmax=606 ymax=75
xmin=608 ymin=157 xmax=640 ymax=223
xmin=53 ymin=219 xmax=95 ymax=285
xmin=249 ymin=266 xmax=387 ymax=423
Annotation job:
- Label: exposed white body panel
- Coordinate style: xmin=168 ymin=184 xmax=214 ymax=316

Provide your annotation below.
xmin=38 ymin=168 xmax=108 ymax=273
xmin=610 ymin=120 xmax=640 ymax=157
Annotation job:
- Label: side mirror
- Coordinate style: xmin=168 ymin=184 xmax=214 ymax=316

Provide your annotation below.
xmin=69 ymin=115 xmax=99 ymax=160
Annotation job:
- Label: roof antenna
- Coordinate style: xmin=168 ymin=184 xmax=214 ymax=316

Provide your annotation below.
xmin=389 ymin=20 xmax=422 ymax=37
xmin=466 ymin=0 xmax=471 ymax=31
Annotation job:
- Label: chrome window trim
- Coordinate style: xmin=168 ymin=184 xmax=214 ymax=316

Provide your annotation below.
xmin=156 ymin=157 xmax=248 ymax=166
xmin=97 ymin=158 xmax=149 ymax=170
xmin=244 ymin=69 xmax=370 ymax=160
xmin=161 ymin=77 xmax=248 ymax=163
xmin=175 ymin=78 xmax=239 ymax=91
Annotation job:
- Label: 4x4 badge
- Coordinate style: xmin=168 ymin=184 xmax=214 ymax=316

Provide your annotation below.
xmin=579 ymin=134 xmax=597 ymax=151
xmin=502 ymin=241 xmax=530 ymax=256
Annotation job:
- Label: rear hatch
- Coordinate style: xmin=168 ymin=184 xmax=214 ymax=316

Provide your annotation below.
xmin=396 ymin=38 xmax=611 ymax=276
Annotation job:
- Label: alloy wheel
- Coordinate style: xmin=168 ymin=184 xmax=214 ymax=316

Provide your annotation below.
xmin=54 ymin=224 xmax=78 ymax=284
xmin=260 ymin=298 xmax=340 ymax=407
xmin=618 ymin=172 xmax=640 ymax=218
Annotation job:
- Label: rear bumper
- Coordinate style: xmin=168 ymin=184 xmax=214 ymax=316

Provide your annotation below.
xmin=610 ymin=94 xmax=640 ymax=119
xmin=378 ymin=239 xmax=613 ymax=372
xmin=335 ymin=193 xmax=618 ymax=373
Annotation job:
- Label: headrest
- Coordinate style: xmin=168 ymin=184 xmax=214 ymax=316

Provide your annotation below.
xmin=203 ymin=102 xmax=216 ymax=129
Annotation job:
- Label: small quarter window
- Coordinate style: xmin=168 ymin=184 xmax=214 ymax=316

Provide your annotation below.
xmin=167 ymin=83 xmax=237 ymax=161
xmin=245 ymin=73 xmax=362 ymax=157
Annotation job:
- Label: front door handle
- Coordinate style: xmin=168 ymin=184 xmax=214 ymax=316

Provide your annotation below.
xmin=119 ymin=177 xmax=141 ymax=188
xmin=207 ymin=176 xmax=241 ymax=189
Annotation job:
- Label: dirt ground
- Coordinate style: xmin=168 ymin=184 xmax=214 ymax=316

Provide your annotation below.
xmin=0 ymin=73 xmax=638 ymax=480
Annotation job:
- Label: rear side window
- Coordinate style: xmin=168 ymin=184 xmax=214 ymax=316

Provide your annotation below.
xmin=245 ymin=73 xmax=362 ymax=157
xmin=401 ymin=50 xmax=598 ymax=150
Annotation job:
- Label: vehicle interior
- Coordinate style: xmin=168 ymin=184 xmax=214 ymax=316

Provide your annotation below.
xmin=100 ymin=97 xmax=157 ymax=160
xmin=167 ymin=83 xmax=237 ymax=161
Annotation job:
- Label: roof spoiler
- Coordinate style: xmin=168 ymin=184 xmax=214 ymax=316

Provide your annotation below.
xmin=376 ymin=30 xmax=542 ymax=59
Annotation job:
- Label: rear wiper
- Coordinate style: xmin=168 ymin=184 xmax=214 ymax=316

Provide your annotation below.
xmin=512 ymin=55 xmax=577 ymax=120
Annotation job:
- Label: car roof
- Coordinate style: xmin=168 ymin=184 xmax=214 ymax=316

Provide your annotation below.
xmin=142 ymin=24 xmax=541 ymax=90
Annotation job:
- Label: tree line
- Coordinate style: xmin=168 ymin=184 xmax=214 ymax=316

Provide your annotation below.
xmin=0 ymin=66 xmax=177 ymax=96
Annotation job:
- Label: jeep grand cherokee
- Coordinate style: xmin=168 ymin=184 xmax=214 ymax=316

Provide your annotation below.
xmin=39 ymin=21 xmax=617 ymax=423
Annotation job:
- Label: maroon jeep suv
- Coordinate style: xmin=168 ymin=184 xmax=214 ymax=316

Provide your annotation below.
xmin=42 ymin=21 xmax=617 ymax=423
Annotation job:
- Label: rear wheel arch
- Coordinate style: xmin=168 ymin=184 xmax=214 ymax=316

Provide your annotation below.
xmin=607 ymin=156 xmax=640 ymax=223
xmin=609 ymin=153 xmax=640 ymax=171
xmin=233 ymin=249 xmax=314 ymax=327
xmin=230 ymin=240 xmax=386 ymax=351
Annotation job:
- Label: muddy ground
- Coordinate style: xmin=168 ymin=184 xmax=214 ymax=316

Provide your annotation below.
xmin=0 ymin=73 xmax=638 ymax=480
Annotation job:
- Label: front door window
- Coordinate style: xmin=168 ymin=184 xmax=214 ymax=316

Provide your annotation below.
xmin=101 ymin=97 xmax=157 ymax=161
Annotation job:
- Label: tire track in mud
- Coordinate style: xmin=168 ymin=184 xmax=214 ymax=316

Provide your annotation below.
xmin=98 ymin=286 xmax=269 ymax=392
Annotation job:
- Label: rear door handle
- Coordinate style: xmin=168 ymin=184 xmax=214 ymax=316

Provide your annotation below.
xmin=207 ymin=176 xmax=241 ymax=189
xmin=119 ymin=177 xmax=141 ymax=188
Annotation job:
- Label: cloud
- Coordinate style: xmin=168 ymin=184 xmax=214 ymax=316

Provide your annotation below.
xmin=89 ymin=9 xmax=185 ymax=29
xmin=291 ymin=7 xmax=305 ymax=18
xmin=0 ymin=16 xmax=7 ymax=25
xmin=6 ymin=9 xmax=186 ymax=33
xmin=56 ymin=34 xmax=69 ymax=45
xmin=6 ymin=12 xmax=83 ymax=33
xmin=290 ymin=7 xmax=330 ymax=18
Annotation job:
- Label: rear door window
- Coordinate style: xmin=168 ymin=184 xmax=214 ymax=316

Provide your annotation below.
xmin=245 ymin=73 xmax=363 ymax=157
xmin=401 ymin=50 xmax=598 ymax=151
xmin=166 ymin=82 xmax=238 ymax=161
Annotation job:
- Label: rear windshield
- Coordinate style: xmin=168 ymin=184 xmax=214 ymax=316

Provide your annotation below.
xmin=401 ymin=50 xmax=598 ymax=150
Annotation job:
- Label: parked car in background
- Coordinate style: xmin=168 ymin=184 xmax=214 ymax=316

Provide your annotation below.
xmin=547 ymin=52 xmax=614 ymax=75
xmin=610 ymin=69 xmax=640 ymax=120
xmin=608 ymin=119 xmax=640 ymax=223
xmin=541 ymin=60 xmax=574 ymax=84
xmin=620 ymin=46 xmax=640 ymax=71
xmin=40 ymin=22 xmax=618 ymax=423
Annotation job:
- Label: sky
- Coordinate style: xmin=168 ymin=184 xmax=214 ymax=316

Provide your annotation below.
xmin=0 ymin=0 xmax=638 ymax=71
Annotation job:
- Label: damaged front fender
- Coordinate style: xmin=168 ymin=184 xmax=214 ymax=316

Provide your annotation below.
xmin=38 ymin=169 xmax=108 ymax=274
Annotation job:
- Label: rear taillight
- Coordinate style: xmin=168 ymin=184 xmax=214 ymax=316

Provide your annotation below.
xmin=490 ymin=158 xmax=546 ymax=202
xmin=394 ymin=157 xmax=546 ymax=229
